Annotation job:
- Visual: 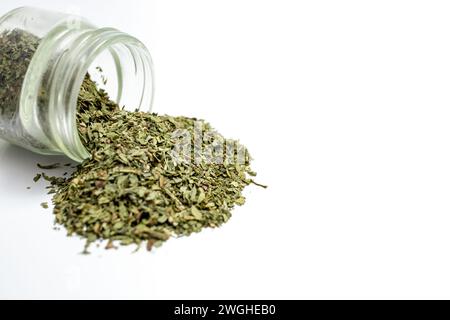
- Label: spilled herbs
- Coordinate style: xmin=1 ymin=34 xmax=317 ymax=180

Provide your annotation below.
xmin=38 ymin=74 xmax=264 ymax=253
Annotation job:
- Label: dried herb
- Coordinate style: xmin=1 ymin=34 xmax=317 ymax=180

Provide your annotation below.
xmin=37 ymin=163 xmax=61 ymax=170
xmin=39 ymin=74 xmax=262 ymax=252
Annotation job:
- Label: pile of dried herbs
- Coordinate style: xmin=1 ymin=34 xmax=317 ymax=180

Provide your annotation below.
xmin=40 ymin=75 xmax=263 ymax=252
xmin=0 ymin=26 xmax=262 ymax=253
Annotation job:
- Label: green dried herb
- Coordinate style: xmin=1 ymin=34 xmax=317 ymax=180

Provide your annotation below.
xmin=37 ymin=163 xmax=61 ymax=170
xmin=40 ymin=75 xmax=263 ymax=252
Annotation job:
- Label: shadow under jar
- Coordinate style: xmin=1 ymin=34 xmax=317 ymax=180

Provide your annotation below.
xmin=0 ymin=6 xmax=154 ymax=162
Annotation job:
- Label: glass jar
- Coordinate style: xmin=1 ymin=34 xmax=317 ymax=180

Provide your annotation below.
xmin=0 ymin=7 xmax=154 ymax=162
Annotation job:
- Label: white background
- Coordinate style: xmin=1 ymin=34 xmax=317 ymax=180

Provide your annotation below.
xmin=1 ymin=0 xmax=450 ymax=299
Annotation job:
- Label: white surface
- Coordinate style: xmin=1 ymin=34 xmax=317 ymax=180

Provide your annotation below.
xmin=2 ymin=0 xmax=450 ymax=300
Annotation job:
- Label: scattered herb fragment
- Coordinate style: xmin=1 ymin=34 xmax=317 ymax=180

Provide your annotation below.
xmin=37 ymin=163 xmax=61 ymax=170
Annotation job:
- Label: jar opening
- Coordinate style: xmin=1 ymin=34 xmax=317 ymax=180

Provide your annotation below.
xmin=51 ymin=28 xmax=155 ymax=162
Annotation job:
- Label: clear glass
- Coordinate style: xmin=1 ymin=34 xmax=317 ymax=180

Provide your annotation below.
xmin=0 ymin=7 xmax=154 ymax=162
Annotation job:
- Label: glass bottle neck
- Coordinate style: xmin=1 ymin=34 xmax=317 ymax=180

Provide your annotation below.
xmin=20 ymin=22 xmax=154 ymax=162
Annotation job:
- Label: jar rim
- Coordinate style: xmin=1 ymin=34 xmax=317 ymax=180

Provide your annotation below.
xmin=26 ymin=26 xmax=155 ymax=162
xmin=53 ymin=28 xmax=155 ymax=162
